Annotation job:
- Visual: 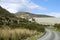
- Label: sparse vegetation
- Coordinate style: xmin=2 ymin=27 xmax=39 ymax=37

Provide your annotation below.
xmin=15 ymin=12 xmax=54 ymax=18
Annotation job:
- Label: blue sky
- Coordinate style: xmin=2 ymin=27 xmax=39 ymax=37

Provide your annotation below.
xmin=0 ymin=0 xmax=60 ymax=17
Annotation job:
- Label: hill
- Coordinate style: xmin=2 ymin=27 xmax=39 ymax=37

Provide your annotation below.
xmin=0 ymin=6 xmax=45 ymax=32
xmin=0 ymin=6 xmax=46 ymax=40
xmin=15 ymin=12 xmax=54 ymax=18
xmin=0 ymin=6 xmax=18 ymax=27
xmin=0 ymin=6 xmax=16 ymax=18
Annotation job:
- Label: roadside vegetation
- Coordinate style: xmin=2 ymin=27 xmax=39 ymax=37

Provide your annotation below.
xmin=0 ymin=6 xmax=46 ymax=40
xmin=53 ymin=24 xmax=60 ymax=32
xmin=0 ymin=28 xmax=38 ymax=40
xmin=47 ymin=23 xmax=60 ymax=32
xmin=0 ymin=17 xmax=45 ymax=40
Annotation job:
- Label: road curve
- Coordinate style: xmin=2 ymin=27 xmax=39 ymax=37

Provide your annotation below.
xmin=38 ymin=29 xmax=60 ymax=40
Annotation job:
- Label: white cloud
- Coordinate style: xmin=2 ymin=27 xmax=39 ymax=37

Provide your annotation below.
xmin=46 ymin=12 xmax=60 ymax=17
xmin=37 ymin=12 xmax=60 ymax=17
xmin=26 ymin=2 xmax=46 ymax=10
xmin=0 ymin=0 xmax=46 ymax=13
xmin=38 ymin=12 xmax=60 ymax=17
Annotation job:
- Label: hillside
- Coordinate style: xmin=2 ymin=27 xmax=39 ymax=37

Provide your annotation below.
xmin=0 ymin=6 xmax=45 ymax=32
xmin=15 ymin=12 xmax=54 ymax=18
xmin=0 ymin=6 xmax=18 ymax=27
xmin=0 ymin=6 xmax=15 ymax=18
xmin=0 ymin=6 xmax=45 ymax=40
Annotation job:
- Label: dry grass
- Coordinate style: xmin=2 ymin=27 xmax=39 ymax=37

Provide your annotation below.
xmin=34 ymin=17 xmax=60 ymax=25
xmin=0 ymin=28 xmax=38 ymax=40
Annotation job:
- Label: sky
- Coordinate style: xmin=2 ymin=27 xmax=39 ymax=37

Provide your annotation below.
xmin=0 ymin=0 xmax=60 ymax=17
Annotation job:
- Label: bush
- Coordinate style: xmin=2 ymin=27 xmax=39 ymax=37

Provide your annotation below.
xmin=8 ymin=21 xmax=45 ymax=32
xmin=54 ymin=24 xmax=60 ymax=29
xmin=0 ymin=17 xmax=45 ymax=32
xmin=18 ymin=22 xmax=45 ymax=32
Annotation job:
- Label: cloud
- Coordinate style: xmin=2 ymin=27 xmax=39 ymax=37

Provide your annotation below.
xmin=0 ymin=0 xmax=46 ymax=13
xmin=46 ymin=12 xmax=60 ymax=17
xmin=26 ymin=2 xmax=46 ymax=10
xmin=36 ymin=12 xmax=60 ymax=17
xmin=38 ymin=12 xmax=60 ymax=17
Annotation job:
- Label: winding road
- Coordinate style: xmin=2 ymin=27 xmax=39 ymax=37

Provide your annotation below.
xmin=34 ymin=18 xmax=60 ymax=40
xmin=38 ymin=29 xmax=60 ymax=40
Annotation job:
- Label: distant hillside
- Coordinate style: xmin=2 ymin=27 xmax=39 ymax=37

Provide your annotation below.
xmin=0 ymin=6 xmax=15 ymax=18
xmin=15 ymin=12 xmax=54 ymax=18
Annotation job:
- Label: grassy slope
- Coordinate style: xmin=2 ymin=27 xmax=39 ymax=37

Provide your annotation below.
xmin=15 ymin=12 xmax=54 ymax=18
xmin=0 ymin=6 xmax=15 ymax=18
xmin=0 ymin=6 xmax=45 ymax=40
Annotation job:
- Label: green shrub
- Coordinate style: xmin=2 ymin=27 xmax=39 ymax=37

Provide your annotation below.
xmin=54 ymin=24 xmax=60 ymax=29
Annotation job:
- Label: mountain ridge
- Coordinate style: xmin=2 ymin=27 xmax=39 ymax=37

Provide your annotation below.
xmin=15 ymin=12 xmax=54 ymax=18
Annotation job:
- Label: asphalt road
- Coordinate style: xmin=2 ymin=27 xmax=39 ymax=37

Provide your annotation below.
xmin=38 ymin=29 xmax=60 ymax=40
